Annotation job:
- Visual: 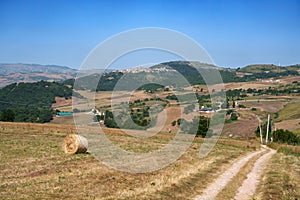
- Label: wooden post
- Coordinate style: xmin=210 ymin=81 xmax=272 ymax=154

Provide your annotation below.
xmin=265 ymin=114 xmax=270 ymax=144
xmin=257 ymin=116 xmax=263 ymax=144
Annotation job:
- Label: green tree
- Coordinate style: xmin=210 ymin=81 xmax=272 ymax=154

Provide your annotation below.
xmin=0 ymin=109 xmax=15 ymax=122
xmin=230 ymin=112 xmax=238 ymax=121
xmin=178 ymin=116 xmax=211 ymax=138
xmin=273 ymin=129 xmax=300 ymax=145
xmin=171 ymin=120 xmax=176 ymax=126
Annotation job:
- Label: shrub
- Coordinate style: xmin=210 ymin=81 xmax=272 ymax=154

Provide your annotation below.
xmin=238 ymin=104 xmax=246 ymax=108
xmin=226 ymin=109 xmax=234 ymax=115
xmin=171 ymin=120 xmax=176 ymax=126
xmin=73 ymin=108 xmax=80 ymax=113
xmin=273 ymin=129 xmax=300 ymax=145
xmin=177 ymin=116 xmax=211 ymax=138
xmin=230 ymin=112 xmax=238 ymax=121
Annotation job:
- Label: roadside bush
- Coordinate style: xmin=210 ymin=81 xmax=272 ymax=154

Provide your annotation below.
xmin=273 ymin=129 xmax=300 ymax=145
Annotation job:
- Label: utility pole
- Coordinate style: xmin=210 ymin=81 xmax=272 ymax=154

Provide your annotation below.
xmin=265 ymin=114 xmax=270 ymax=144
xmin=257 ymin=116 xmax=263 ymax=144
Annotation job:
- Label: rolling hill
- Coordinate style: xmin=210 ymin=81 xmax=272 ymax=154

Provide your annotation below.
xmin=0 ymin=63 xmax=77 ymax=87
xmin=69 ymin=61 xmax=299 ymax=91
xmin=238 ymin=64 xmax=300 ymax=74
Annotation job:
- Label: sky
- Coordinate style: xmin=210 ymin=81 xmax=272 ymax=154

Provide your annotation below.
xmin=0 ymin=0 xmax=299 ymax=69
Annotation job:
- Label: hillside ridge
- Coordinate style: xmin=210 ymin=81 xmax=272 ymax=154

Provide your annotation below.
xmin=0 ymin=63 xmax=77 ymax=87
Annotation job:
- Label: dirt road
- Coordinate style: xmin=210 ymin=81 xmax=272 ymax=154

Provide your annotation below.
xmin=234 ymin=148 xmax=276 ymax=199
xmin=195 ymin=146 xmax=276 ymax=200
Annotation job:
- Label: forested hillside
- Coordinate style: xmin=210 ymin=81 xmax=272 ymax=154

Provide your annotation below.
xmin=0 ymin=81 xmax=75 ymax=123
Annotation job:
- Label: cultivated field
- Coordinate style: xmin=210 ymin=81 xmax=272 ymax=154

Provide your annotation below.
xmin=222 ymin=110 xmax=258 ymax=138
xmin=274 ymin=101 xmax=300 ymax=135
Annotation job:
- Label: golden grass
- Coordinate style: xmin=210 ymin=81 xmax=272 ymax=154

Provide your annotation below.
xmin=268 ymin=143 xmax=300 ymax=157
xmin=255 ymin=152 xmax=300 ymax=199
xmin=0 ymin=122 xmax=255 ymax=199
xmin=209 ymin=81 xmax=275 ymax=92
xmin=276 ymin=101 xmax=300 ymax=122
xmin=294 ymin=128 xmax=300 ymax=136
xmin=279 ymin=76 xmax=300 ymax=84
xmin=241 ymin=100 xmax=289 ymax=113
xmin=275 ymin=119 xmax=300 ymax=133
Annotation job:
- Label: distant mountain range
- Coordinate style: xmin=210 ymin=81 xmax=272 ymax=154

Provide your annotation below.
xmin=0 ymin=63 xmax=77 ymax=87
xmin=0 ymin=62 xmax=299 ymax=88
xmin=0 ymin=63 xmax=78 ymax=75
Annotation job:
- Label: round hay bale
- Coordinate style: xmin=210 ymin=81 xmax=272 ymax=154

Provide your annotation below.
xmin=63 ymin=134 xmax=88 ymax=154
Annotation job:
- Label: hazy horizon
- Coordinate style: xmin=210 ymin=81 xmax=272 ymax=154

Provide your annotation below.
xmin=1 ymin=60 xmax=299 ymax=71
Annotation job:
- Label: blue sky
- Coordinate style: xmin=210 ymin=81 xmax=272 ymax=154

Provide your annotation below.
xmin=0 ymin=0 xmax=299 ymax=68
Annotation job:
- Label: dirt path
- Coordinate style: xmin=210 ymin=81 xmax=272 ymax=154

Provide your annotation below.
xmin=194 ymin=148 xmax=266 ymax=200
xmin=233 ymin=148 xmax=276 ymax=200
xmin=194 ymin=146 xmax=275 ymax=200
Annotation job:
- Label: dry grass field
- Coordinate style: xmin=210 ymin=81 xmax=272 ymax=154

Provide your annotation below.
xmin=57 ymin=90 xmax=173 ymax=112
xmin=276 ymin=101 xmax=300 ymax=122
xmin=1 ymin=120 xmax=299 ymax=199
xmin=239 ymin=99 xmax=290 ymax=113
xmin=222 ymin=110 xmax=258 ymax=138
xmin=1 ymin=122 xmax=261 ymax=199
xmin=274 ymin=101 xmax=300 ymax=135
xmin=255 ymin=152 xmax=300 ymax=199
xmin=278 ymin=75 xmax=300 ymax=84
xmin=214 ymin=75 xmax=300 ymax=91
xmin=276 ymin=119 xmax=300 ymax=133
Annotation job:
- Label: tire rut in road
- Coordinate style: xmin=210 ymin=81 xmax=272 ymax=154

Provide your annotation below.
xmin=194 ymin=148 xmax=268 ymax=200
